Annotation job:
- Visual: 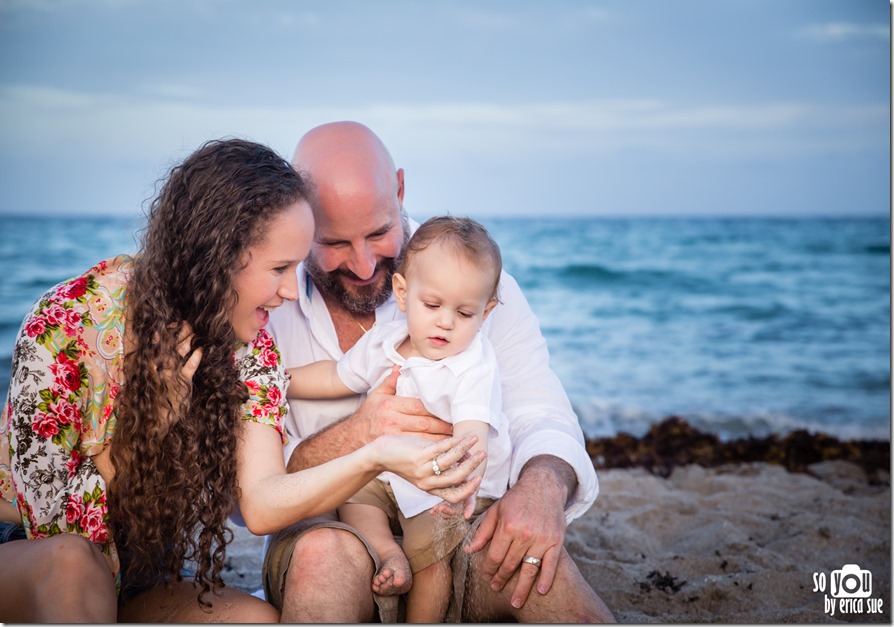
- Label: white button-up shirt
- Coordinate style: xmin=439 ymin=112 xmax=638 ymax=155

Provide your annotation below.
xmin=267 ymin=260 xmax=598 ymax=524
xmin=336 ymin=320 xmax=511 ymax=517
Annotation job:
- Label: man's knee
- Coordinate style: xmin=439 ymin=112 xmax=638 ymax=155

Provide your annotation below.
xmin=292 ymin=527 xmax=372 ymax=570
xmin=286 ymin=527 xmax=374 ymax=592
xmin=279 ymin=527 xmax=379 ymax=622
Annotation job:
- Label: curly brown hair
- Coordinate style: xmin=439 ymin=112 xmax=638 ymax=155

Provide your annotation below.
xmin=108 ymin=138 xmax=307 ymax=606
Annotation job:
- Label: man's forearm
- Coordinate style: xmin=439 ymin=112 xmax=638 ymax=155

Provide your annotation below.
xmin=285 ymin=414 xmax=367 ymax=473
xmin=517 ymin=454 xmax=578 ymax=510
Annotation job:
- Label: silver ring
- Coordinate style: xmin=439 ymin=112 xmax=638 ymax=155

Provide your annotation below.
xmin=522 ymin=555 xmax=542 ymax=568
xmin=432 ymin=458 xmax=442 ymax=476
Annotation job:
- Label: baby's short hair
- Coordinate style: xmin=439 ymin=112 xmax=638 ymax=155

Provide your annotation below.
xmin=398 ymin=215 xmax=502 ymax=300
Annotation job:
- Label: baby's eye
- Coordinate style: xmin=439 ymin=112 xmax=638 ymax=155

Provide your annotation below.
xmin=424 ymin=302 xmax=439 ymax=310
xmin=458 ymin=311 xmax=473 ymax=319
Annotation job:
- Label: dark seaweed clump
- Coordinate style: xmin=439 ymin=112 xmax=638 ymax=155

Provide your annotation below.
xmin=585 ymin=416 xmax=890 ymax=481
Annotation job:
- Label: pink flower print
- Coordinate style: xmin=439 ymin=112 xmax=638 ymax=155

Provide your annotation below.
xmin=266 ymin=385 xmax=283 ymax=407
xmin=254 ymin=330 xmax=274 ymax=349
xmin=43 ymin=303 xmax=67 ymax=327
xmin=24 ymin=317 xmax=46 ymax=338
xmin=259 ymin=348 xmax=279 ymax=369
xmin=251 ymin=403 xmax=269 ymax=419
xmin=58 ymin=276 xmax=88 ymax=301
xmin=48 ymin=352 xmax=82 ymax=394
xmin=31 ymin=412 xmax=59 ymax=439
xmin=65 ymin=449 xmax=84 ymax=480
xmin=82 ymin=500 xmax=109 ymax=544
xmin=66 ymin=493 xmax=85 ymax=526
xmin=51 ymin=397 xmax=81 ymax=427
xmin=62 ymin=309 xmax=82 ymax=337
xmin=245 ymin=379 xmax=261 ymax=396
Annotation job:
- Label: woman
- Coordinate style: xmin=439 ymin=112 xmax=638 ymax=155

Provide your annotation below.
xmin=0 ymin=139 xmax=483 ymax=622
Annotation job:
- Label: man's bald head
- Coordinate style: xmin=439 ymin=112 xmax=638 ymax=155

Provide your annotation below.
xmin=292 ymin=121 xmax=403 ymax=214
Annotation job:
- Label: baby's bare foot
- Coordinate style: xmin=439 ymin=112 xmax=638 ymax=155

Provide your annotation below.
xmin=372 ymin=553 xmax=413 ymax=596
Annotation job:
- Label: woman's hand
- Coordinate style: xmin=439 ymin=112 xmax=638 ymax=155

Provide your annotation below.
xmin=369 ymin=434 xmax=486 ymax=505
xmin=155 ymin=323 xmax=203 ymax=435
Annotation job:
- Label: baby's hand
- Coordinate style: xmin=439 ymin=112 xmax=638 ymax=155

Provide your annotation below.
xmin=430 ymin=492 xmax=476 ymax=520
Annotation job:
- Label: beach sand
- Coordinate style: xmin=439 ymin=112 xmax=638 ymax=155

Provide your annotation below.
xmin=222 ymin=421 xmax=891 ymax=623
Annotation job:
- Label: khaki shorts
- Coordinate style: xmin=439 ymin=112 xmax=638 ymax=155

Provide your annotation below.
xmin=263 ymin=500 xmax=493 ymax=623
xmin=345 ymin=479 xmax=486 ymax=573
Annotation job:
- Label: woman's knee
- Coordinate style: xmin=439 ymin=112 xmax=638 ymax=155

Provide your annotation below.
xmin=41 ymin=534 xmax=115 ymax=596
xmin=2 ymin=535 xmax=116 ymax=622
xmin=41 ymin=533 xmax=112 ymax=585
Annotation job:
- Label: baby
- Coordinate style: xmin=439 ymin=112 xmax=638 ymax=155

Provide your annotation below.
xmin=287 ymin=215 xmax=511 ymax=622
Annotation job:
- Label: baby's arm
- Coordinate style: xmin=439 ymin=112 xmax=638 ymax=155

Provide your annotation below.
xmin=286 ymin=360 xmax=355 ymax=399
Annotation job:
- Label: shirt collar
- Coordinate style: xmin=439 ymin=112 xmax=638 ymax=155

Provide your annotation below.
xmin=387 ymin=328 xmax=486 ymax=377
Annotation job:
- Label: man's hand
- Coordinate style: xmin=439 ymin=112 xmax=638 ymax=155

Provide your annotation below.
xmin=358 ymin=365 xmax=453 ymax=441
xmin=287 ymin=365 xmax=453 ymax=473
xmin=464 ymin=456 xmax=576 ymax=609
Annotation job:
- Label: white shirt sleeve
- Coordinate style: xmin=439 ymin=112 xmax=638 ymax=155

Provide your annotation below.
xmin=450 ymin=360 xmax=501 ymax=434
xmin=335 ymin=325 xmax=382 ymax=394
xmin=484 ymin=271 xmax=599 ymax=523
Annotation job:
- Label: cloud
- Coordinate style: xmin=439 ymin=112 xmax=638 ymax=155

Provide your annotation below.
xmin=0 ymin=84 xmax=886 ymax=176
xmin=801 ymin=22 xmax=889 ymax=42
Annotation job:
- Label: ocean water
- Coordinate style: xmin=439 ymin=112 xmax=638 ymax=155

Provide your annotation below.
xmin=0 ymin=214 xmax=889 ymax=441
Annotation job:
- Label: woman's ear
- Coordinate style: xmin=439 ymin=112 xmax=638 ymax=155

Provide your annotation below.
xmin=393 ymin=272 xmax=409 ymax=312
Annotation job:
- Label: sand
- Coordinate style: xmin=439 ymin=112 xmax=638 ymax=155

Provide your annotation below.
xmin=221 ymin=458 xmax=890 ymax=623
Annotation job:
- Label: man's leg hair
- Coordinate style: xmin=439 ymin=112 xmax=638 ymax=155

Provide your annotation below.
xmin=462 ymin=545 xmax=615 ymax=623
xmin=280 ymin=527 xmax=378 ymax=622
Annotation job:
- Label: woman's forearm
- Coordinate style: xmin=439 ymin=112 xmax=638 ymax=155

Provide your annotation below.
xmin=241 ymin=445 xmax=380 ymax=535
xmin=240 ymin=421 xmax=485 ymax=536
xmin=285 ymin=413 xmax=368 ymax=473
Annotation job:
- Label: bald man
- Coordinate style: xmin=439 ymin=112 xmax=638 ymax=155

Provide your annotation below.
xmin=263 ymin=121 xmax=614 ymax=622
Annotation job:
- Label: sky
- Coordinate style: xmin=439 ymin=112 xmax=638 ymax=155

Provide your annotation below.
xmin=0 ymin=0 xmax=889 ymax=219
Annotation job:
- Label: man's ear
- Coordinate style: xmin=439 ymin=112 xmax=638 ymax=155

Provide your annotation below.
xmin=482 ymin=298 xmax=498 ymax=320
xmin=393 ymin=272 xmax=409 ymax=312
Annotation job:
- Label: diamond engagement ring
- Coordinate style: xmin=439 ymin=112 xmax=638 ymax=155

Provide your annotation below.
xmin=432 ymin=458 xmax=442 ymax=476
xmin=522 ymin=556 xmax=542 ymax=568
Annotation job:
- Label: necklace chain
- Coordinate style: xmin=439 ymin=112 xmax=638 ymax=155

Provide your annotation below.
xmin=354 ymin=317 xmax=375 ymax=334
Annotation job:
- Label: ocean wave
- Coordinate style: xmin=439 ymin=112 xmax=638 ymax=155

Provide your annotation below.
xmin=520 ymin=263 xmax=714 ymax=295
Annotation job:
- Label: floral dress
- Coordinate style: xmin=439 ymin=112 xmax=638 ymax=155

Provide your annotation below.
xmin=0 ymin=255 xmax=290 ymax=593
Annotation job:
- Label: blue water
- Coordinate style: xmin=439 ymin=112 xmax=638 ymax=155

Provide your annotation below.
xmin=0 ymin=214 xmax=889 ymax=441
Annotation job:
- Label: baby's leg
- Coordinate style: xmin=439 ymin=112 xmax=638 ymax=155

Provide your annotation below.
xmin=338 ymin=502 xmax=412 ymax=596
xmin=405 ymin=555 xmax=453 ymax=623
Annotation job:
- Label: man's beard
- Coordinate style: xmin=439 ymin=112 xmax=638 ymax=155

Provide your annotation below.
xmin=305 ymin=216 xmax=410 ymax=316
xmin=305 ymin=253 xmax=398 ymax=316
